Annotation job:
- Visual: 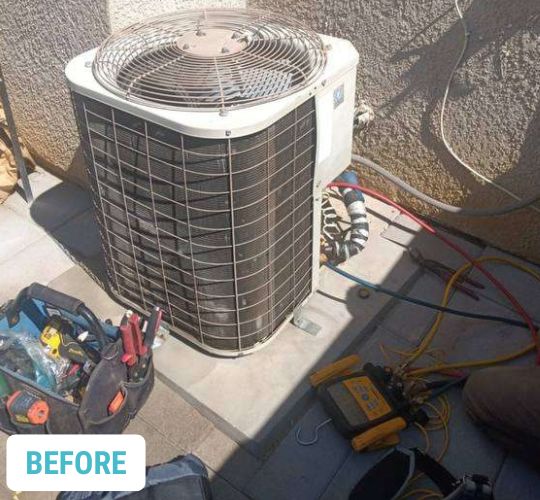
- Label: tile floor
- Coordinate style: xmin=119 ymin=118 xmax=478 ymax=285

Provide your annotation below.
xmin=1 ymin=167 xmax=540 ymax=499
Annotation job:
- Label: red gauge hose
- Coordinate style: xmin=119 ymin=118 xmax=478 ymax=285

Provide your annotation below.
xmin=329 ymin=181 xmax=540 ymax=361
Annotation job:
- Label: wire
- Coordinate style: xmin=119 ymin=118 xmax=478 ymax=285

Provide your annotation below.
xmin=401 ymin=488 xmax=443 ymax=500
xmin=351 ymin=154 xmax=540 ymax=216
xmin=405 ymin=255 xmax=540 ymax=376
xmin=402 ymin=397 xmax=450 ymax=499
xmin=352 ymin=2 xmax=540 ymax=217
xmin=439 ymin=1 xmax=540 ymax=214
xmin=423 ymin=400 xmax=450 ymax=461
xmin=328 ymin=182 xmax=540 ymax=361
xmin=295 ymin=418 xmax=332 ymax=446
xmin=326 ymin=264 xmax=534 ymax=329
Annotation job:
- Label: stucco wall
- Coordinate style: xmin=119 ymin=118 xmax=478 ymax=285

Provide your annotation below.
xmin=0 ymin=0 xmax=245 ymax=183
xmin=249 ymin=0 xmax=539 ymax=261
xmin=0 ymin=1 xmax=538 ymax=259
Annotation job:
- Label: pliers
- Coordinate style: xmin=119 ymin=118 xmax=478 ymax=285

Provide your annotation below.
xmin=119 ymin=308 xmax=162 ymax=382
xmin=119 ymin=311 xmax=147 ymax=379
xmin=409 ymin=248 xmax=485 ymax=300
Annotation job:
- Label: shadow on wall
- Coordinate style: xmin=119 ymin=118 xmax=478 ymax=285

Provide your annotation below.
xmin=386 ymin=0 xmax=540 ymax=194
xmin=247 ymin=0 xmax=540 ymax=260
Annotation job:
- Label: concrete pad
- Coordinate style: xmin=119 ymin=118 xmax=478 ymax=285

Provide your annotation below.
xmin=464 ymin=246 xmax=540 ymax=322
xmin=0 ymin=236 xmax=75 ymax=304
xmin=47 ymin=266 xmax=125 ymax=324
xmin=495 ymin=455 xmax=540 ymax=500
xmin=194 ymin=427 xmax=261 ymax=491
xmin=3 ymin=166 xmax=62 ymax=219
xmin=320 ymin=449 xmax=385 ymax=500
xmin=50 ymin=209 xmax=109 ymax=283
xmin=209 ymin=473 xmax=251 ymax=500
xmin=245 ymin=402 xmax=351 ymax=500
xmin=29 ymin=181 xmax=92 ymax=233
xmin=437 ymin=389 xmax=505 ymax=480
xmin=0 ymin=205 xmax=46 ymax=264
xmin=419 ymin=245 xmax=540 ymax=367
xmin=52 ymin=209 xmax=101 ymax=260
xmin=248 ymin=330 xmax=413 ymax=500
xmin=153 ymin=201 xmax=426 ymax=456
xmin=0 ymin=433 xmax=12 ymax=499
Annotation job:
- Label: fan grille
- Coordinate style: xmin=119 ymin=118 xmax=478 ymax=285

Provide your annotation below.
xmin=92 ymin=9 xmax=326 ymax=111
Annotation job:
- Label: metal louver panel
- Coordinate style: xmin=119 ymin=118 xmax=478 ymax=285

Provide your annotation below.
xmin=73 ymin=93 xmax=316 ymax=353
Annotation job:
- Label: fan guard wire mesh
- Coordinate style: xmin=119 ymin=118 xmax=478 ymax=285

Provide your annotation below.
xmin=92 ymin=8 xmax=326 ymax=111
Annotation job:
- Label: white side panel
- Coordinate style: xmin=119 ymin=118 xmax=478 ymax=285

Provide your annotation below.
xmin=313 ymin=68 xmax=357 ymax=188
xmin=310 ymin=66 xmax=357 ymax=294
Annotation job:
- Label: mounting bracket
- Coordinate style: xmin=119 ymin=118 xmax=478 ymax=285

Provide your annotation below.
xmin=293 ymin=309 xmax=321 ymax=336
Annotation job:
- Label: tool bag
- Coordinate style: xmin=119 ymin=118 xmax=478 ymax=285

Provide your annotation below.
xmin=57 ymin=454 xmax=213 ymax=500
xmin=0 ymin=283 xmax=154 ymax=434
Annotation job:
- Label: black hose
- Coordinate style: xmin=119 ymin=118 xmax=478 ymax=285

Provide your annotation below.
xmin=352 ymin=154 xmax=540 ymax=217
xmin=326 ymin=263 xmax=536 ymax=330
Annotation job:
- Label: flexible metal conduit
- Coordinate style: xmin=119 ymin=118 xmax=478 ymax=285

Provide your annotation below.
xmin=329 ymin=170 xmax=369 ymax=261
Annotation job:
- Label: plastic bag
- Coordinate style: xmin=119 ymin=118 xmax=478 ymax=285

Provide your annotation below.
xmin=0 ymin=331 xmax=68 ymax=390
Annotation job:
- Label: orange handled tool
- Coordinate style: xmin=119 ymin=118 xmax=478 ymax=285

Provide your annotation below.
xmin=7 ymin=390 xmax=49 ymax=425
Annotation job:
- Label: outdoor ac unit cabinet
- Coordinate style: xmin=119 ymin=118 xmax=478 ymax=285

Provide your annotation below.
xmin=66 ymin=9 xmax=358 ymax=355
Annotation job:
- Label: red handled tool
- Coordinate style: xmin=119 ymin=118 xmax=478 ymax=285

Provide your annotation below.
xmin=120 ymin=308 xmax=162 ymax=382
xmin=120 ymin=311 xmax=147 ymax=367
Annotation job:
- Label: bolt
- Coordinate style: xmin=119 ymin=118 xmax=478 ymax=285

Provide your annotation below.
xmin=182 ymin=43 xmax=190 ymax=50
xmin=225 ymin=130 xmax=231 ymax=136
xmin=84 ymin=61 xmax=92 ymax=68
xmin=196 ymin=29 xmax=206 ymax=37
xmin=358 ymin=288 xmax=370 ymax=299
xmin=221 ymin=46 xmax=230 ymax=54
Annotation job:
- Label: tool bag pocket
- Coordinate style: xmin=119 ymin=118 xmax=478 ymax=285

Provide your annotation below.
xmin=0 ymin=283 xmax=154 ymax=435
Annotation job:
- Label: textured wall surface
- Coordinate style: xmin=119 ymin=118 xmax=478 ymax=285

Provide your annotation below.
xmin=1 ymin=0 xmax=538 ymax=258
xmin=0 ymin=0 xmax=245 ymax=183
xmin=108 ymin=0 xmax=245 ymax=31
xmin=0 ymin=0 xmax=110 ymax=182
xmin=249 ymin=0 xmax=540 ymax=260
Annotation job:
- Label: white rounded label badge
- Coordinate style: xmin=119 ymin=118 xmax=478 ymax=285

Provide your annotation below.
xmin=6 ymin=434 xmax=146 ymax=492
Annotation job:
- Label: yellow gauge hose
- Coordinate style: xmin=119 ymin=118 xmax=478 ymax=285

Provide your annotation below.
xmin=405 ymin=256 xmax=540 ymax=376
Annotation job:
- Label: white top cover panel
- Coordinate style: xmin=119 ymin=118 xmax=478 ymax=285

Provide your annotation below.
xmin=66 ymin=34 xmax=358 ymax=139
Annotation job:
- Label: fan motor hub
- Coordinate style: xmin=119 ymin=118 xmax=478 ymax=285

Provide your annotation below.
xmin=176 ymin=28 xmax=247 ymax=57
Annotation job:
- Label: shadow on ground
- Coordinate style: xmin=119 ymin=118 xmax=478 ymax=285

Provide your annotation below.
xmin=30 ymin=181 xmax=109 ymax=286
xmin=29 ymin=174 xmax=540 ymax=499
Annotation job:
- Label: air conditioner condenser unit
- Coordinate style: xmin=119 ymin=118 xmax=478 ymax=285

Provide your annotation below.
xmin=66 ymin=9 xmax=359 ymax=355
